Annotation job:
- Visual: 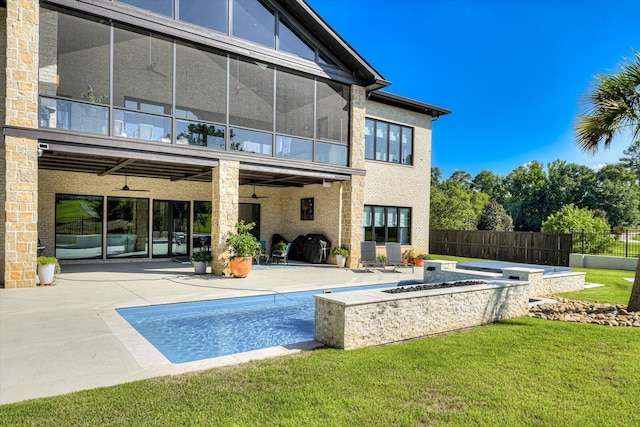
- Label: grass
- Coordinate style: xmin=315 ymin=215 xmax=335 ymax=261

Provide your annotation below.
xmin=1 ymin=261 xmax=638 ymax=425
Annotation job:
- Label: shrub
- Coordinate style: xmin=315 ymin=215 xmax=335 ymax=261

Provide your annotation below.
xmin=541 ymin=204 xmax=614 ymax=254
xmin=331 ymin=246 xmax=349 ymax=257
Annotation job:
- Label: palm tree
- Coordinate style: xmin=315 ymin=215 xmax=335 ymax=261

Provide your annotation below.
xmin=575 ymin=50 xmax=640 ymax=311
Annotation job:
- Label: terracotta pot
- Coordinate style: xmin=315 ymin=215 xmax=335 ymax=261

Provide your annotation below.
xmin=412 ymin=258 xmax=424 ymax=267
xmin=229 ymin=257 xmax=253 ymax=278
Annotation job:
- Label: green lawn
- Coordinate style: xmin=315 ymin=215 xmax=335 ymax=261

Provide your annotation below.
xmin=1 ymin=263 xmax=638 ymax=426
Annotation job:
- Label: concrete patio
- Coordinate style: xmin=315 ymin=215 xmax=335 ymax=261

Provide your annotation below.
xmin=0 ymin=261 xmax=422 ymax=405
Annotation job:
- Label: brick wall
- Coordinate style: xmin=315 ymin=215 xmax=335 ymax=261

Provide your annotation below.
xmin=363 ymin=100 xmax=433 ymax=255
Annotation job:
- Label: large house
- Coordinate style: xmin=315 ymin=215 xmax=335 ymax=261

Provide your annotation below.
xmin=0 ymin=0 xmax=449 ymax=288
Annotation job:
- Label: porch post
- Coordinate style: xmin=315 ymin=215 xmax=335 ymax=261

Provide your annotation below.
xmin=341 ymin=85 xmax=367 ymax=268
xmin=211 ymin=160 xmax=239 ymax=275
xmin=1 ymin=1 xmax=40 ymax=288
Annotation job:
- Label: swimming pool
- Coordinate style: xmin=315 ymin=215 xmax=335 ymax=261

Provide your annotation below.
xmin=117 ymin=281 xmax=419 ymax=363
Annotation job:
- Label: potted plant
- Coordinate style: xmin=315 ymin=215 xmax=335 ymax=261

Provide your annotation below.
xmin=81 ymin=85 xmax=108 ymax=116
xmin=37 ymin=256 xmax=60 ymax=286
xmin=225 ymin=220 xmax=261 ymax=278
xmin=190 ymin=250 xmax=212 ymax=275
xmin=272 ymin=241 xmax=287 ymax=253
xmin=412 ymin=253 xmax=429 ymax=267
xmin=402 ymin=248 xmax=415 ymax=264
xmin=376 ymin=254 xmax=387 ymax=266
xmin=332 ymin=246 xmax=349 ymax=268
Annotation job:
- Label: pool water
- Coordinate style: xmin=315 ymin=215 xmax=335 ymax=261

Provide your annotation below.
xmin=117 ymin=282 xmax=418 ymax=363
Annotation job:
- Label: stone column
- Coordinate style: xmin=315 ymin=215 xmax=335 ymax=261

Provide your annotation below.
xmin=2 ymin=0 xmax=40 ymax=288
xmin=341 ymin=85 xmax=367 ymax=268
xmin=211 ymin=160 xmax=239 ymax=275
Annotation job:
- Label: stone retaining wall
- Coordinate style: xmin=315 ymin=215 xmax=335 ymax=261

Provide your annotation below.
xmin=424 ymin=260 xmax=585 ymax=296
xmin=314 ymin=280 xmax=531 ymax=350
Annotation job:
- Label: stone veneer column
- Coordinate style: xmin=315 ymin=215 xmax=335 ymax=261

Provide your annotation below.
xmin=341 ymin=85 xmax=367 ymax=268
xmin=211 ymin=160 xmax=239 ymax=275
xmin=2 ymin=0 xmax=40 ymax=288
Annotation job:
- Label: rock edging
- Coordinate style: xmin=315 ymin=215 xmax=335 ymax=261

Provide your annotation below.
xmin=529 ymin=297 xmax=640 ymax=327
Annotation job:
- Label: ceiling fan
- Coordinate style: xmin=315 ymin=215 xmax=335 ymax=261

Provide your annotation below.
xmin=131 ymin=34 xmax=167 ymax=78
xmin=113 ymin=170 xmax=149 ymax=192
xmin=241 ymin=182 xmax=269 ymax=199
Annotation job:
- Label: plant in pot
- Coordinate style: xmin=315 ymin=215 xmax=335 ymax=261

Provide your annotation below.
xmin=37 ymin=256 xmax=61 ymax=286
xmin=402 ymin=248 xmax=415 ymax=265
xmin=412 ymin=253 xmax=430 ymax=267
xmin=190 ymin=250 xmax=212 ymax=275
xmin=332 ymin=246 xmax=349 ymax=268
xmin=225 ymin=220 xmax=261 ymax=278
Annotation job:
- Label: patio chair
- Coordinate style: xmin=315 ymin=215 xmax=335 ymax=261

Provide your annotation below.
xmin=256 ymin=240 xmax=269 ymax=264
xmin=359 ymin=241 xmax=380 ymax=272
xmin=385 ymin=242 xmax=414 ymax=273
xmin=272 ymin=242 xmax=291 ymax=264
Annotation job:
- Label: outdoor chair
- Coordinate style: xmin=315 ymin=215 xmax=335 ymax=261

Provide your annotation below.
xmin=359 ymin=241 xmax=381 ymax=272
xmin=385 ymin=242 xmax=414 ymax=273
xmin=272 ymin=242 xmax=291 ymax=264
xmin=256 ymin=240 xmax=269 ymax=264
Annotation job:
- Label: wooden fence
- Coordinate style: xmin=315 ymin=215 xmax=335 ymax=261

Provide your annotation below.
xmin=429 ymin=230 xmax=572 ymax=266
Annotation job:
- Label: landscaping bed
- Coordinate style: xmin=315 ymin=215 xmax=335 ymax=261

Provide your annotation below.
xmin=529 ymin=297 xmax=640 ymax=327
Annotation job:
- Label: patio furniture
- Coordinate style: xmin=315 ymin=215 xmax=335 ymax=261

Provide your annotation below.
xmin=256 ymin=240 xmax=269 ymax=264
xmin=272 ymin=242 xmax=291 ymax=264
xmin=385 ymin=242 xmax=414 ymax=273
xmin=359 ymin=241 xmax=380 ymax=272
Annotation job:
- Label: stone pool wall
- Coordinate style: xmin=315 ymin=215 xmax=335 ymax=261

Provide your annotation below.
xmin=424 ymin=261 xmax=585 ymax=296
xmin=314 ymin=280 xmax=531 ymax=350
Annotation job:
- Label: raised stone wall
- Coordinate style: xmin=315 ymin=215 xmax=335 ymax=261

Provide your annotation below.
xmin=424 ymin=261 xmax=585 ymax=297
xmin=315 ymin=280 xmax=532 ymax=350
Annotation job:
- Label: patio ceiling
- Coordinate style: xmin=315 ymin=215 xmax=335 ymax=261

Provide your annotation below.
xmin=37 ymin=145 xmax=351 ymax=188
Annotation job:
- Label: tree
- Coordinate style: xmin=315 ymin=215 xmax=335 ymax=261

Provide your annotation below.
xmin=575 ymin=49 xmax=640 ymax=310
xmin=503 ymin=161 xmax=549 ymax=231
xmin=431 ymin=167 xmax=443 ymax=188
xmin=477 ymin=199 xmax=514 ymax=231
xmin=546 ymin=160 xmax=597 ymax=214
xmin=541 ymin=204 xmax=614 ymax=255
xmin=472 ymin=170 xmax=508 ymax=204
xmin=620 ymin=140 xmax=640 ymax=183
xmin=430 ymin=181 xmax=488 ymax=230
xmin=448 ymin=170 xmax=473 ymax=189
xmin=594 ymin=164 xmax=640 ymax=227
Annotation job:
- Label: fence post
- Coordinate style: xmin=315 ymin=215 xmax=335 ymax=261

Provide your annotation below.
xmin=581 ymin=230 xmax=585 ymax=254
xmin=626 ymin=228 xmax=629 ymax=258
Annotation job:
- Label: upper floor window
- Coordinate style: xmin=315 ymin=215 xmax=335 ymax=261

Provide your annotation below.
xmin=179 ymin=0 xmax=227 ymax=33
xmin=232 ymin=0 xmax=275 ymax=48
xmin=115 ymin=0 xmax=332 ymax=64
xmin=365 ymin=118 xmax=413 ymax=165
xmin=39 ymin=6 xmax=350 ymax=166
xmin=118 ymin=0 xmax=173 ymax=17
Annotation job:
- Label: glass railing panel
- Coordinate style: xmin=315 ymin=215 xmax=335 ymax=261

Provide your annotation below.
xmin=113 ymin=109 xmax=172 ymax=142
xmin=176 ymin=119 xmax=225 ymax=149
xmin=39 ymin=96 xmax=108 ymax=136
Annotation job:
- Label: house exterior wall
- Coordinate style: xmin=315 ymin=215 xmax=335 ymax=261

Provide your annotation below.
xmin=363 ymin=100 xmax=433 ymax=255
xmin=1 ymin=1 xmax=444 ymax=287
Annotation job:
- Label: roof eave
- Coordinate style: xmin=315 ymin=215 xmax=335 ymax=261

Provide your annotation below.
xmin=368 ymin=91 xmax=452 ymax=118
xmin=280 ymin=0 xmax=389 ymax=87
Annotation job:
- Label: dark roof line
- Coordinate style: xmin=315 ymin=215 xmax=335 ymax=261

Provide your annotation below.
xmin=280 ymin=0 xmax=391 ymax=91
xmin=368 ymin=91 xmax=452 ymax=118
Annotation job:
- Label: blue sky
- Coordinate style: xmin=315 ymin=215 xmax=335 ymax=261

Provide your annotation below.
xmin=307 ymin=0 xmax=640 ymax=179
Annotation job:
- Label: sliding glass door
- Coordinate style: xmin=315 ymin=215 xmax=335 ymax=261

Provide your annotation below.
xmin=152 ymin=200 xmax=190 ymax=257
